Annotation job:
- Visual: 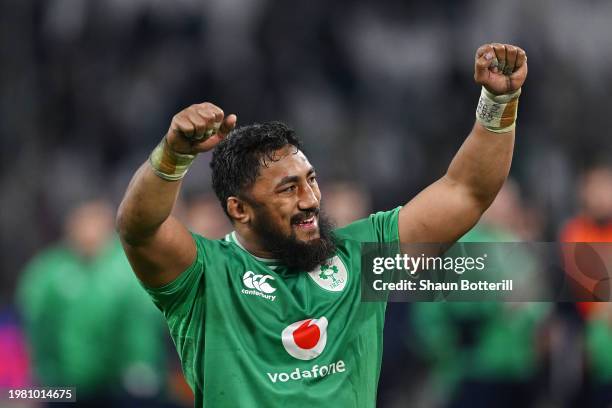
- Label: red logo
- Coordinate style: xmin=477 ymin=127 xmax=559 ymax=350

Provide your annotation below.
xmin=281 ymin=317 xmax=328 ymax=360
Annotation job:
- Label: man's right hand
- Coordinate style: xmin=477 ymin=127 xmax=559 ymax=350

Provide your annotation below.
xmin=166 ymin=102 xmax=237 ymax=155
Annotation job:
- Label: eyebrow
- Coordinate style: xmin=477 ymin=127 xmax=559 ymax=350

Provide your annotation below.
xmin=275 ymin=167 xmax=316 ymax=188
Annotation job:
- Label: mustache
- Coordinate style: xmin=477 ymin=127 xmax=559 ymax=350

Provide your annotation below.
xmin=291 ymin=208 xmax=320 ymax=224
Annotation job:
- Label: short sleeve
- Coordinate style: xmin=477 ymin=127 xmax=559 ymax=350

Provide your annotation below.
xmin=141 ymin=233 xmax=206 ymax=317
xmin=333 ymin=207 xmax=401 ymax=243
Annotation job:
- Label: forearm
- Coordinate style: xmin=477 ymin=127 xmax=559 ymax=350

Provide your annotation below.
xmin=444 ymin=42 xmax=525 ymax=208
xmin=115 ymin=103 xmax=235 ymax=287
xmin=445 ymin=122 xmax=514 ymax=208
xmin=116 ymin=162 xmax=182 ymax=245
xmin=397 ymin=43 xmax=526 ymax=243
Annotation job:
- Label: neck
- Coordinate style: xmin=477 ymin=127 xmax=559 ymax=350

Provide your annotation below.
xmin=233 ymin=229 xmax=277 ymax=259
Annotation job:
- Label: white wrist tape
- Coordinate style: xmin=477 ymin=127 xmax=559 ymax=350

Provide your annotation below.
xmin=475 ymin=87 xmax=521 ymax=133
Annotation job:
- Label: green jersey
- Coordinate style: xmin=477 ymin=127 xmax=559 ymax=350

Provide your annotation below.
xmin=17 ymin=239 xmax=166 ymax=395
xmin=144 ymin=207 xmax=400 ymax=407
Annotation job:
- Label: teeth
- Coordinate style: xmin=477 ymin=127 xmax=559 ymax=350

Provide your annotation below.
xmin=297 ymin=217 xmax=313 ymax=224
xmin=294 ymin=216 xmax=315 ymax=225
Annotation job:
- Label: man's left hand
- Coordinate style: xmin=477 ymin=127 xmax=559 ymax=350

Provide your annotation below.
xmin=474 ymin=43 xmax=528 ymax=95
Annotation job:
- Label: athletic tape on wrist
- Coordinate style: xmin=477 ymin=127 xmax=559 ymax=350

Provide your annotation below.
xmin=475 ymin=87 xmax=521 ymax=133
xmin=148 ymin=137 xmax=196 ymax=181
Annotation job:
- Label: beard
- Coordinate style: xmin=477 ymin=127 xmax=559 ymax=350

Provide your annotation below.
xmin=250 ymin=206 xmax=337 ymax=272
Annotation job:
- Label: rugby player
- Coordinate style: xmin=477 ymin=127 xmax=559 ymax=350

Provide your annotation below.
xmin=116 ymin=43 xmax=527 ymax=406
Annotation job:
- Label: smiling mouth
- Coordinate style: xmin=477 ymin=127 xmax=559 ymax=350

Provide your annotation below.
xmin=292 ymin=215 xmax=318 ymax=230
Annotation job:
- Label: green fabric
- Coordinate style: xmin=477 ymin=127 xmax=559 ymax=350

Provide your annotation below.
xmin=144 ymin=207 xmax=401 ymax=407
xmin=586 ymin=317 xmax=612 ymax=383
xmin=411 ymin=223 xmax=549 ymax=394
xmin=17 ymin=239 xmax=165 ymax=395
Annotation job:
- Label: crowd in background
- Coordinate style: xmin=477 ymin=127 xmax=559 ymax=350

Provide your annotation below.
xmin=2 ymin=0 xmax=612 ymax=406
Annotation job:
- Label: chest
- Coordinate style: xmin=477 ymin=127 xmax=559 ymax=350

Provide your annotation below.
xmin=201 ymin=245 xmax=385 ymax=360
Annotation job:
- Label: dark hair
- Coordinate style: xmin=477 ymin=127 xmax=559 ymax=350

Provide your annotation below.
xmin=210 ymin=121 xmax=303 ymax=217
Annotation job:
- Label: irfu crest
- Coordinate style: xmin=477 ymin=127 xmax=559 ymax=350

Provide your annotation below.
xmin=309 ymin=257 xmax=347 ymax=292
xmin=319 ymin=264 xmax=340 ymax=284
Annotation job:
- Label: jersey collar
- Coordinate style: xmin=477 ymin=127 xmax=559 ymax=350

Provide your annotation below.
xmin=225 ymin=231 xmax=284 ymax=270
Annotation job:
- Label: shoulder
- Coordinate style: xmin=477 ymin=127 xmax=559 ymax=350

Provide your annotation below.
xmin=22 ymin=244 xmax=73 ymax=273
xmin=333 ymin=207 xmax=402 ymax=243
xmin=17 ymin=244 xmax=73 ymax=304
xmin=193 ymin=232 xmax=236 ymax=258
xmin=177 ymin=232 xmax=242 ymax=278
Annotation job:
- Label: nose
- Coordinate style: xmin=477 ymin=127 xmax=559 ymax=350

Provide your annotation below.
xmin=298 ymin=183 xmax=319 ymax=211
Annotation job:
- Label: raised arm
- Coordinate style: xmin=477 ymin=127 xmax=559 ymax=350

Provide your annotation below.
xmin=116 ymin=103 xmax=236 ymax=287
xmin=398 ymin=43 xmax=528 ymax=244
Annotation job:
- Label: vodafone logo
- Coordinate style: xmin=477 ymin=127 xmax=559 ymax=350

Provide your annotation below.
xmin=281 ymin=317 xmax=328 ymax=360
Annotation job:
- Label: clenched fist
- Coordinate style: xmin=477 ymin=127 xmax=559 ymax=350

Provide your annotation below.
xmin=166 ymin=103 xmax=237 ymax=155
xmin=474 ymin=43 xmax=527 ymax=95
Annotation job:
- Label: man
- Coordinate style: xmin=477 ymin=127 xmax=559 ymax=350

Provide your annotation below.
xmin=559 ymin=163 xmax=612 ymax=408
xmin=412 ymin=182 xmax=549 ymax=408
xmin=18 ymin=199 xmax=167 ymax=407
xmin=117 ymin=43 xmax=527 ymax=406
xmin=560 ymin=162 xmax=612 ymax=313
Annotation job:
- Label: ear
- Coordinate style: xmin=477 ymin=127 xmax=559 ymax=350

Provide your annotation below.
xmin=227 ymin=197 xmax=251 ymax=224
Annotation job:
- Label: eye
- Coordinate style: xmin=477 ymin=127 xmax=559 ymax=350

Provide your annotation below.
xmin=308 ymin=175 xmax=317 ymax=184
xmin=281 ymin=185 xmax=297 ymax=193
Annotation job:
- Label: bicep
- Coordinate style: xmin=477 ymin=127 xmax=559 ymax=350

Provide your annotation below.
xmin=398 ymin=176 xmax=483 ymax=244
xmin=120 ymin=215 xmax=196 ymax=288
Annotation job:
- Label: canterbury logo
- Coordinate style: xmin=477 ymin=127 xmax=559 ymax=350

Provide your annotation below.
xmin=241 ymin=271 xmax=277 ymax=302
xmin=243 ymin=271 xmax=277 ymax=294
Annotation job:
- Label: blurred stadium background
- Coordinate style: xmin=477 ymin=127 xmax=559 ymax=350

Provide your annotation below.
xmin=2 ymin=0 xmax=612 ymax=407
